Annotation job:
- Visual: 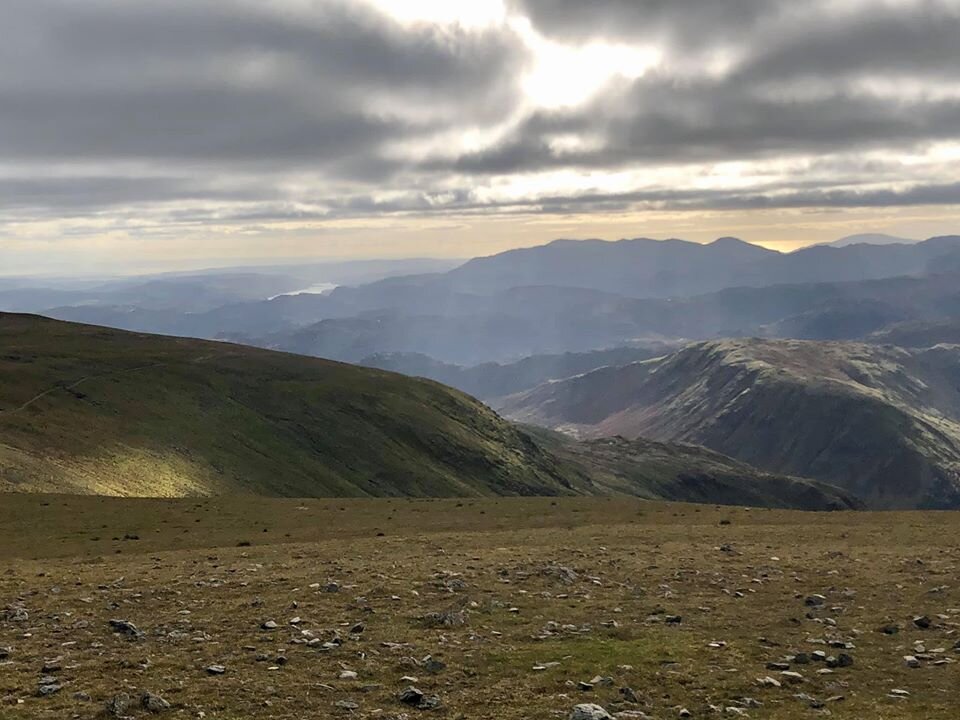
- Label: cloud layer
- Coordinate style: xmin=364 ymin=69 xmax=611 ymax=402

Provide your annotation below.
xmin=1 ymin=0 xmax=959 ymax=264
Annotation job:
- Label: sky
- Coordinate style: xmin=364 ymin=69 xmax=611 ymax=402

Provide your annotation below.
xmin=2 ymin=0 xmax=959 ymax=274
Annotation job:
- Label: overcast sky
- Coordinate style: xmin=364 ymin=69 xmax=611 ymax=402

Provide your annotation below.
xmin=2 ymin=0 xmax=959 ymax=273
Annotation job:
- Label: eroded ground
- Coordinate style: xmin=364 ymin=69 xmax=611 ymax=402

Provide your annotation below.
xmin=0 ymin=496 xmax=958 ymax=719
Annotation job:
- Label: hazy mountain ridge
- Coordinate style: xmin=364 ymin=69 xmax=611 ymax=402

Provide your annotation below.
xmin=21 ymin=235 xmax=960 ymax=366
xmin=502 ymin=339 xmax=960 ymax=509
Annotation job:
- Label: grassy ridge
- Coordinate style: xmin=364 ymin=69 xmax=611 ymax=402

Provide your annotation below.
xmin=0 ymin=313 xmax=586 ymax=497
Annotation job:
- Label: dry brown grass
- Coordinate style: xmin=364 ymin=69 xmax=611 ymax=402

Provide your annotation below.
xmin=1 ymin=496 xmax=958 ymax=719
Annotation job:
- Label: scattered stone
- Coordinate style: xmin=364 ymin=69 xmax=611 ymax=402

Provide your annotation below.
xmin=766 ymin=662 xmax=790 ymax=671
xmin=805 ymin=594 xmax=826 ymax=607
xmin=37 ymin=682 xmax=62 ymax=697
xmin=0 ymin=647 xmax=10 ymax=660
xmin=620 ymin=687 xmax=640 ymax=703
xmin=757 ymin=676 xmax=781 ymax=688
xmin=913 ymin=615 xmax=932 ymax=629
xmin=570 ymin=704 xmax=614 ymax=720
xmin=423 ymin=657 xmax=446 ymax=674
xmin=335 ymin=700 xmax=360 ymax=711
xmin=2 ymin=605 xmax=28 ymax=622
xmin=420 ymin=607 xmax=467 ymax=628
xmin=205 ymin=664 xmax=227 ymax=675
xmin=398 ymin=686 xmax=440 ymax=710
xmin=780 ymin=671 xmax=805 ymax=684
xmin=108 ymin=619 xmax=144 ymax=640
xmin=141 ymin=691 xmax=171 ymax=713
xmin=340 ymin=670 xmax=359 ymax=680
xmin=105 ymin=693 xmax=131 ymax=716
xmin=261 ymin=620 xmax=279 ymax=630
xmin=877 ymin=623 xmax=899 ymax=635
xmin=904 ymin=655 xmax=921 ymax=668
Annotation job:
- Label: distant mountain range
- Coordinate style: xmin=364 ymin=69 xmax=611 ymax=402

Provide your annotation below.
xmin=826 ymin=233 xmax=916 ymax=247
xmin=502 ymin=339 xmax=960 ymax=510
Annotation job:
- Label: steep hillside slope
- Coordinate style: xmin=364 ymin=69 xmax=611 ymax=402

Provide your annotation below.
xmin=502 ymin=339 xmax=960 ymax=509
xmin=0 ymin=313 xmax=587 ymax=498
xmin=530 ymin=431 xmax=860 ymax=510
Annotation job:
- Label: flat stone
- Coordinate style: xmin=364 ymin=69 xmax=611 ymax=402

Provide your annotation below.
xmin=570 ymin=704 xmax=614 ymax=720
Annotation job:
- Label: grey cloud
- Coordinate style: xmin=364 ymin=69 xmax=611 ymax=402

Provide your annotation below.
xmin=510 ymin=0 xmax=783 ymax=47
xmin=0 ymin=1 xmax=524 ymax=166
xmin=2 ymin=0 xmax=959 ymax=230
xmin=446 ymin=2 xmax=960 ymax=178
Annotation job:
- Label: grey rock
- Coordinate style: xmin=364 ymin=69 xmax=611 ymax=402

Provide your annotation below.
xmin=108 ymin=619 xmax=144 ymax=640
xmin=336 ymin=700 xmax=360 ymax=711
xmin=398 ymin=686 xmax=440 ymax=710
xmin=141 ymin=691 xmax=171 ymax=713
xmin=205 ymin=664 xmax=227 ymax=675
xmin=913 ymin=615 xmax=932 ymax=629
xmin=423 ymin=656 xmax=446 ymax=674
xmin=105 ymin=693 xmax=131 ymax=716
xmin=570 ymin=704 xmax=614 ymax=720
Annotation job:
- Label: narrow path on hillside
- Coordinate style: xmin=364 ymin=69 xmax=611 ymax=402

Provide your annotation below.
xmin=0 ymin=353 xmax=219 ymax=416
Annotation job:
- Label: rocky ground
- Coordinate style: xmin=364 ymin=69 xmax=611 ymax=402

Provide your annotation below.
xmin=0 ymin=496 xmax=958 ymax=719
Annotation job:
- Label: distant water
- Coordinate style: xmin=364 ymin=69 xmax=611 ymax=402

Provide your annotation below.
xmin=268 ymin=282 xmax=337 ymax=300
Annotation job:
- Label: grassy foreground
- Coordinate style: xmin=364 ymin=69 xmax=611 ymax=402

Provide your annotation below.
xmin=0 ymin=495 xmax=957 ymax=719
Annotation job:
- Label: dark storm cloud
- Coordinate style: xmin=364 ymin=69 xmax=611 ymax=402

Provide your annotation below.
xmin=0 ymin=0 xmax=523 ymax=165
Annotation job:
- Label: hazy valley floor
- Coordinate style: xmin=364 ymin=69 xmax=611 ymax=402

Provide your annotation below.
xmin=1 ymin=496 xmax=958 ymax=719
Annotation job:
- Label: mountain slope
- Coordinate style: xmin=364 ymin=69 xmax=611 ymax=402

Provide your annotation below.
xmin=531 ymin=431 xmax=860 ymax=510
xmin=359 ymin=345 xmax=677 ymax=400
xmin=502 ymin=339 xmax=960 ymax=509
xmin=0 ymin=313 xmax=588 ymax=498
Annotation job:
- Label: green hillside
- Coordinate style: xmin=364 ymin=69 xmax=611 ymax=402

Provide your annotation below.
xmin=0 ymin=313 xmax=587 ymax=497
